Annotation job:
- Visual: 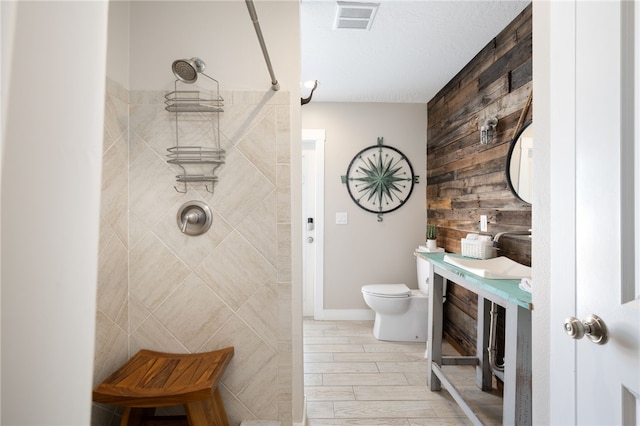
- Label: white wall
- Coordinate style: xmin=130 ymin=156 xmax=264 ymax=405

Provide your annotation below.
xmin=1 ymin=2 xmax=108 ymax=424
xmin=106 ymin=1 xmax=130 ymax=88
xmin=302 ymin=102 xmax=427 ymax=315
xmin=531 ymin=2 xmax=551 ymax=423
xmin=2 ymin=0 xmax=307 ymax=423
xmin=129 ymin=1 xmax=299 ymax=94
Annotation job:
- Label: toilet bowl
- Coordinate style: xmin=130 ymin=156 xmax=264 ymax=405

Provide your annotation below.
xmin=361 ymin=255 xmax=446 ymax=342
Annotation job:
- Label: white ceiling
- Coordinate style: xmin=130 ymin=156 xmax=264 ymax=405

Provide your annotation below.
xmin=301 ymin=0 xmax=530 ymax=103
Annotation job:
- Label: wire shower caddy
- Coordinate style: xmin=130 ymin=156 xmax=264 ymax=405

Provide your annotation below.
xmin=165 ymin=74 xmax=225 ymax=194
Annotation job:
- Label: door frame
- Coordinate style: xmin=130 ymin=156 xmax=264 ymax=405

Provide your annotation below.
xmin=533 ymin=2 xmax=577 ymax=423
xmin=536 ymin=1 xmax=640 ymax=423
xmin=301 ymin=129 xmax=325 ymax=318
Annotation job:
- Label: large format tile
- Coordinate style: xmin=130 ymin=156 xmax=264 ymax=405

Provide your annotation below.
xmin=153 ymin=192 xmax=233 ymax=271
xmin=129 ymin=232 xmax=191 ymax=312
xmin=304 ymin=336 xmax=351 ymax=345
xmin=108 ymin=90 xmax=292 ymax=426
xmin=333 ymin=401 xmax=437 ymax=418
xmin=305 ymin=344 xmax=364 ymax=353
xmin=363 ymin=343 xmax=426 ymax=353
xmin=306 ymin=353 xmax=334 ymax=363
xmin=305 ymin=386 xmax=355 ymax=401
xmin=323 ymin=373 xmax=409 ymax=386
xmin=376 ymin=361 xmax=428 ymax=373
xmin=307 ymin=402 xmax=335 ymax=419
xmin=333 ymin=352 xmax=410 ymax=362
xmin=211 ymin=147 xmax=275 ymax=227
xmin=305 ymin=362 xmax=379 ymax=374
xmin=238 ymin=278 xmax=278 ymax=350
xmin=409 ymin=419 xmax=470 ymax=426
xmin=308 ymin=420 xmax=411 ymax=426
xmin=196 ymin=231 xmax=276 ymax=310
xmin=153 ymin=273 xmax=232 ymax=352
xmin=303 ymin=319 xmax=502 ymax=426
xmin=353 ymin=386 xmax=435 ymax=401
xmin=237 ymin=114 xmax=277 ymax=183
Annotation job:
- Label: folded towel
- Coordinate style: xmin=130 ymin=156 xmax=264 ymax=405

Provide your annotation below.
xmin=417 ymin=246 xmax=444 ymax=253
xmin=519 ymin=277 xmax=532 ymax=293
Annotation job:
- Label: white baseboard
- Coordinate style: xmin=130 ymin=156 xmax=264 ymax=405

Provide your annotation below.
xmin=313 ymin=309 xmax=375 ymax=321
xmin=292 ymin=394 xmax=307 ymax=426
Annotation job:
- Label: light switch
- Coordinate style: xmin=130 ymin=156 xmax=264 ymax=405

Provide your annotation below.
xmin=480 ymin=215 xmax=488 ymax=232
xmin=336 ymin=212 xmax=348 ymax=225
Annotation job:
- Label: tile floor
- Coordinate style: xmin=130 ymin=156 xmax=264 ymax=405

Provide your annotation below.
xmin=303 ymin=319 xmax=503 ymax=426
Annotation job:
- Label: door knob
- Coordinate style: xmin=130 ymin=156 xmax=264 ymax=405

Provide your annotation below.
xmin=564 ymin=314 xmax=608 ymax=345
xmin=307 ymin=236 xmax=314 ymax=243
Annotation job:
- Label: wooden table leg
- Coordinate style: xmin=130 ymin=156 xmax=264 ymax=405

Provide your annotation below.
xmin=427 ymin=273 xmax=444 ymax=391
xmin=503 ymin=304 xmax=532 ymax=425
xmin=185 ymin=387 xmax=229 ymax=426
xmin=120 ymin=407 xmax=154 ymax=426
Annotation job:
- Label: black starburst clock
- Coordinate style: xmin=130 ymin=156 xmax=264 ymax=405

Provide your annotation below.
xmin=342 ymin=137 xmax=418 ymax=221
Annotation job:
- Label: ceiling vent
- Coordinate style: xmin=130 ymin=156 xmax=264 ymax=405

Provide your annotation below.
xmin=334 ymin=1 xmax=380 ymax=30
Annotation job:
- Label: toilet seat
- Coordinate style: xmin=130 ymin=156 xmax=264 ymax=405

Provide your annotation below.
xmin=361 ymin=284 xmax=411 ymax=298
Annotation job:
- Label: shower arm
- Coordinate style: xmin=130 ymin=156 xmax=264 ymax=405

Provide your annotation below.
xmin=245 ymin=0 xmax=280 ymax=92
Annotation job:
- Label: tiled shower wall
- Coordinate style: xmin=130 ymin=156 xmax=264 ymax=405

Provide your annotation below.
xmin=93 ymin=79 xmax=293 ymax=425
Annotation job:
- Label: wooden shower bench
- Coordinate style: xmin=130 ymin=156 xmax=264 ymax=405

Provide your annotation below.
xmin=93 ymin=347 xmax=234 ymax=426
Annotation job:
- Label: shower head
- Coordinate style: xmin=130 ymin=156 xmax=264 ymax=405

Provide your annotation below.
xmin=172 ymin=57 xmax=206 ymax=84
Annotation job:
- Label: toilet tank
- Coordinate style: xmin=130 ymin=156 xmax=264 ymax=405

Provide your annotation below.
xmin=416 ymin=256 xmax=432 ymax=293
xmin=416 ymin=255 xmax=447 ymax=301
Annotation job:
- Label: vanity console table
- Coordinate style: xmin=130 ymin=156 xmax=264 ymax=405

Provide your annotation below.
xmin=417 ymin=252 xmax=532 ymax=425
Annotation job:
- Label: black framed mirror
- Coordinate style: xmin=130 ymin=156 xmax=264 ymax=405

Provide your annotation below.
xmin=506 ymin=120 xmax=533 ymax=204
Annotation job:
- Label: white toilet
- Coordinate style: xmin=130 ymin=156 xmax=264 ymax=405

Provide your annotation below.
xmin=361 ymin=255 xmax=446 ymax=342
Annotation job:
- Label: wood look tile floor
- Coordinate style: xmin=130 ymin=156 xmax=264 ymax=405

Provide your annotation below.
xmin=303 ymin=319 xmax=503 ymax=426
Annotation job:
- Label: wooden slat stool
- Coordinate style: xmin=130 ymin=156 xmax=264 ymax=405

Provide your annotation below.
xmin=93 ymin=347 xmax=234 ymax=426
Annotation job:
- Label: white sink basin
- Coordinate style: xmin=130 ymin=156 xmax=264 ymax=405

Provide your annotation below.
xmin=444 ymin=255 xmax=531 ymax=279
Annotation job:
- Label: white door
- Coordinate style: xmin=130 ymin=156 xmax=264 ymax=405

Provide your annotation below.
xmin=301 ymin=129 xmax=325 ymax=318
xmin=561 ymin=1 xmax=640 ymax=423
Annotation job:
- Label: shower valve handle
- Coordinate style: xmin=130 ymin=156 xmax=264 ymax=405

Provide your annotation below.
xmin=564 ymin=314 xmax=608 ymax=345
xmin=181 ymin=210 xmax=202 ymax=233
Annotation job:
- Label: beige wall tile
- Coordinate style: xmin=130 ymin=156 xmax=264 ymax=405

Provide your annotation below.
xmin=204 ymin=314 xmax=277 ymax=395
xmin=210 ymin=147 xmax=276 ymax=227
xmin=236 ymin=192 xmax=278 ymax=266
xmin=129 ymin=314 xmax=187 ymax=355
xmin=238 ymin=278 xmax=278 ymax=350
xmin=129 ymin=231 xmax=191 ymax=311
xmin=237 ymin=113 xmax=277 ymax=183
xmin=195 ymin=231 xmax=276 ymax=310
xmin=130 ymin=147 xmax=188 ymax=228
xmin=95 ymin=88 xmax=292 ymax=425
xmin=154 ymin=273 xmax=233 ymax=352
xmin=153 ymin=193 xmax=233 ymax=270
xmin=96 ymin=235 xmax=128 ymax=329
xmin=93 ymin=311 xmax=129 ymax=385
xmin=276 ymin=164 xmax=291 ymax=223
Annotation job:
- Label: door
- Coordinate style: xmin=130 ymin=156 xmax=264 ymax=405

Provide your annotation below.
xmin=301 ymin=129 xmax=325 ymax=318
xmin=571 ymin=1 xmax=640 ymax=423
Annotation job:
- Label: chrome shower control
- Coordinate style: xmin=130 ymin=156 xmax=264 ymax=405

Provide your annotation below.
xmin=564 ymin=314 xmax=608 ymax=345
xmin=177 ymin=201 xmax=212 ymax=236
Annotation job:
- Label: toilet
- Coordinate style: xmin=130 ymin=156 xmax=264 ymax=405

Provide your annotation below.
xmin=361 ymin=255 xmax=446 ymax=342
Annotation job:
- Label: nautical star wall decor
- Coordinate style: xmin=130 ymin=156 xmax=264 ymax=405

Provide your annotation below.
xmin=341 ymin=137 xmax=418 ymax=222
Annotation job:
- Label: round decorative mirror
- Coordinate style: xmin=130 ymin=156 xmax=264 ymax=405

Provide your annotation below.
xmin=506 ymin=120 xmax=533 ymax=204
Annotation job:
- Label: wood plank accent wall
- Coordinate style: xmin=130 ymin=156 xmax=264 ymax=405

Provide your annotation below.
xmin=426 ymin=4 xmax=532 ymax=356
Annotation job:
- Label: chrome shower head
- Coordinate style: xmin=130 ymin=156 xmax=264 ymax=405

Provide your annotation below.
xmin=171 ymin=57 xmax=206 ymax=84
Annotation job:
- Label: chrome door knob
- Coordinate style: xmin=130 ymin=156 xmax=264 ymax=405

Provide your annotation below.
xmin=306 ymin=236 xmax=314 ymax=243
xmin=564 ymin=314 xmax=608 ymax=345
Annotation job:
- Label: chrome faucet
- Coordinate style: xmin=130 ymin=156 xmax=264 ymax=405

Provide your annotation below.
xmin=493 ymin=229 xmax=532 ymax=243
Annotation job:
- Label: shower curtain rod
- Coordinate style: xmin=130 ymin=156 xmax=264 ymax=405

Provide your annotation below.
xmin=245 ymin=0 xmax=280 ymax=91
